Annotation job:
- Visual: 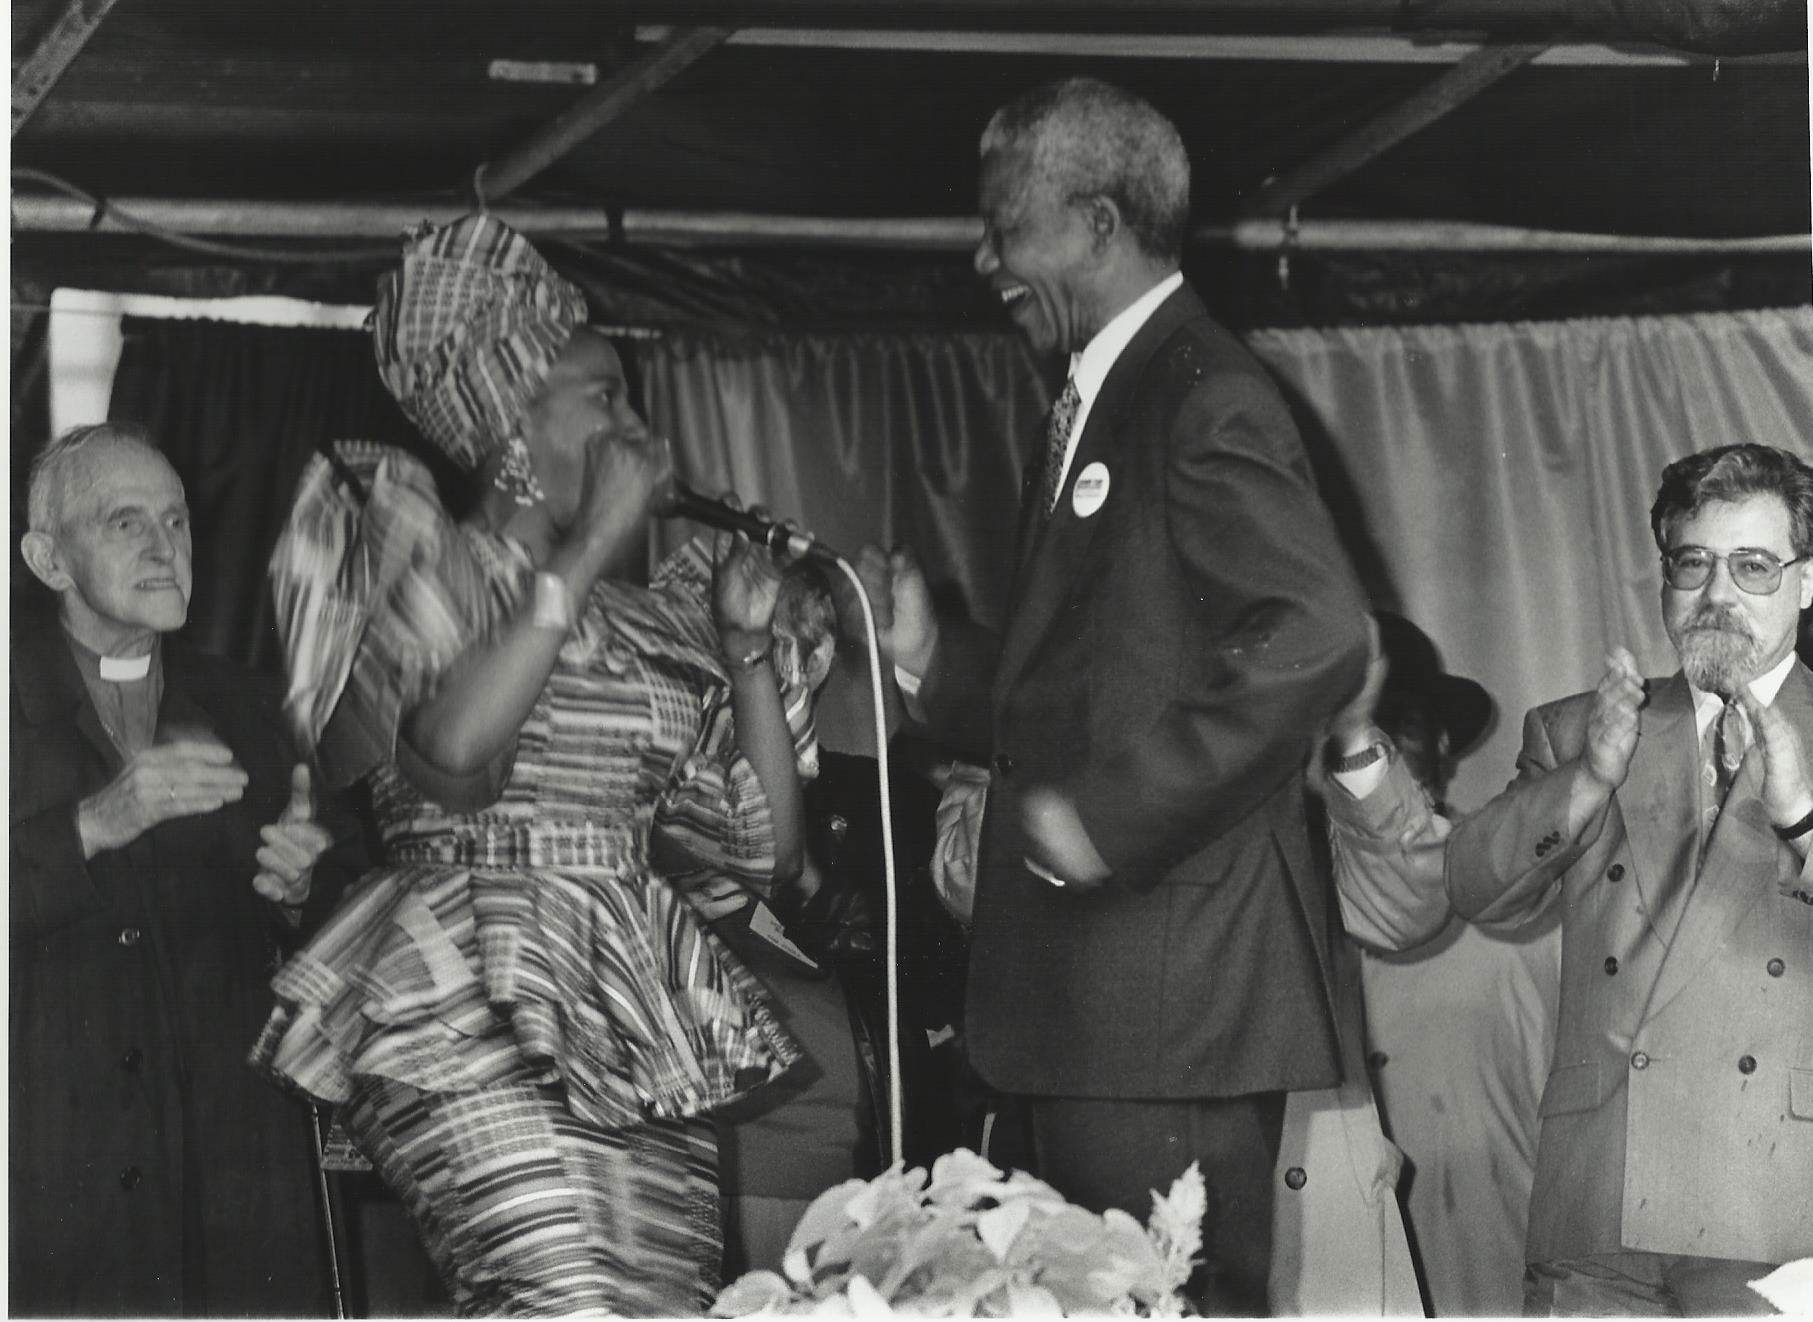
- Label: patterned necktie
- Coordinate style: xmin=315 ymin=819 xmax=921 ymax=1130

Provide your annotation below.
xmin=1701 ymin=695 xmax=1750 ymax=845
xmin=1039 ymin=375 xmax=1082 ymax=514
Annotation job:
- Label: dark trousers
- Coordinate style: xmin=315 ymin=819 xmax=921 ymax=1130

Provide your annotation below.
xmin=1027 ymin=1091 xmax=1286 ymax=1316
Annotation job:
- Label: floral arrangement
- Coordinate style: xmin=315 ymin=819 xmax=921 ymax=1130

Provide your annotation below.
xmin=711 ymin=1149 xmax=1205 ymax=1317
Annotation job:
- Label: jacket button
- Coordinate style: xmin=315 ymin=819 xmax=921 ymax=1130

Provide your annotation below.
xmin=1738 ymin=1055 xmax=1757 ymax=1075
xmin=1630 ymin=1051 xmax=1650 ymax=1070
xmin=1604 ymin=956 xmax=1619 ymax=975
xmin=992 ymin=753 xmax=1015 ymax=777
xmin=121 ymin=1048 xmax=143 ymax=1073
xmin=1767 ymin=958 xmax=1785 ymax=978
xmin=1366 ymin=1051 xmax=1389 ymax=1070
xmin=118 ymin=1166 xmax=142 ymax=1191
xmin=117 ymin=926 xmax=143 ymax=948
xmin=1607 ymin=864 xmax=1625 ymax=882
xmin=1284 ymin=1167 xmax=1307 ymax=1191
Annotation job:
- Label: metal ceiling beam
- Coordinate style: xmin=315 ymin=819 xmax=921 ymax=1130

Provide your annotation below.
xmin=13 ymin=195 xmax=1807 ymax=256
xmin=1243 ymin=42 xmax=1546 ymax=218
xmin=632 ymin=27 xmax=1799 ymax=66
xmin=472 ymin=25 xmax=731 ymax=204
xmin=12 ymin=0 xmax=123 ymax=138
xmin=566 ymin=1 xmax=1807 ymax=54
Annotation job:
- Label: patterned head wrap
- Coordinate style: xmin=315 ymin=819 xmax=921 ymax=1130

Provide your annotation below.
xmin=369 ymin=214 xmax=589 ymax=472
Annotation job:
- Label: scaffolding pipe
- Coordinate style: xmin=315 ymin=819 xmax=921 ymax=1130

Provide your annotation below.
xmin=545 ymin=0 xmax=1806 ymax=55
xmin=1243 ymin=43 xmax=1548 ymax=218
xmin=473 ymin=26 xmax=732 ymax=204
xmin=10 ymin=195 xmax=1808 ymax=256
xmin=12 ymin=0 xmax=124 ymax=137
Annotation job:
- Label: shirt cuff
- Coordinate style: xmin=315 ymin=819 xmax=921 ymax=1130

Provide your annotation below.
xmin=1332 ymin=755 xmax=1391 ymax=800
xmin=894 ymin=665 xmax=923 ymax=698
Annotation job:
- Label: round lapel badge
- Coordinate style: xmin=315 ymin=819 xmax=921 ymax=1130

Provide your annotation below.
xmin=1071 ymin=461 xmax=1111 ymax=518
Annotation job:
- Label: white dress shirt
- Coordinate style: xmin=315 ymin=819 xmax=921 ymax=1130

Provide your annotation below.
xmin=1048 ymin=270 xmax=1185 ymax=507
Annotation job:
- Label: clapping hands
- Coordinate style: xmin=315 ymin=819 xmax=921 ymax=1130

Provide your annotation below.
xmin=1738 ymin=690 xmax=1813 ymax=840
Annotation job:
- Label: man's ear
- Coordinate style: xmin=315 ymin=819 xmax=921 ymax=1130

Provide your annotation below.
xmin=19 ymin=531 xmax=72 ymax=593
xmin=1081 ymin=194 xmax=1121 ymax=253
xmin=805 ymin=632 xmax=837 ymax=694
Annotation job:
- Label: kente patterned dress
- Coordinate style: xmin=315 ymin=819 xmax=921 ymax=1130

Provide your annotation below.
xmin=251 ymin=442 xmax=808 ymax=1315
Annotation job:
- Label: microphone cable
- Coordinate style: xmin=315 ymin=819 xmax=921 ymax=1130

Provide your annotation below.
xmin=655 ymin=466 xmax=904 ymax=1165
xmin=825 ymin=552 xmax=905 ymax=1170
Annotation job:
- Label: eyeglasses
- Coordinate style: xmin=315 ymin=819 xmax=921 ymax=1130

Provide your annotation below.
xmin=1661 ymin=546 xmax=1807 ymax=595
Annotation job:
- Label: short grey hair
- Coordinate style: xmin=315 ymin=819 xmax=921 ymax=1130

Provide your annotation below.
xmin=980 ymin=77 xmax=1191 ymax=264
xmin=27 ymin=421 xmax=160 ymax=534
xmin=1651 ymin=443 xmax=1813 ymax=558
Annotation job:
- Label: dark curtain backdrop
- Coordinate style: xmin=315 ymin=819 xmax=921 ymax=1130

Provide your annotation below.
xmin=100 ymin=306 xmax=1813 ymax=809
xmin=645 ymin=331 xmax=1054 ymax=631
xmin=108 ymin=317 xmax=432 ymax=672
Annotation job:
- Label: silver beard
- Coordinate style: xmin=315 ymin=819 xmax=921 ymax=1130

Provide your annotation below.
xmin=1675 ymin=606 xmax=1761 ymax=694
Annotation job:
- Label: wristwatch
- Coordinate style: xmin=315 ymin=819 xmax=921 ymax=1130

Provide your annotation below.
xmin=1330 ymin=740 xmax=1390 ymax=774
xmin=726 ymin=638 xmax=773 ymax=674
xmin=1774 ymin=805 xmax=1813 ymax=842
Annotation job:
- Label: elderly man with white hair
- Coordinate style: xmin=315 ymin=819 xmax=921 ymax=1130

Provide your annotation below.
xmin=11 ymin=421 xmax=350 ymax=1316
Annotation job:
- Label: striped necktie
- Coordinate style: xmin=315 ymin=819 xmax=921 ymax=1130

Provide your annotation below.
xmin=1039 ymin=375 xmax=1082 ymax=514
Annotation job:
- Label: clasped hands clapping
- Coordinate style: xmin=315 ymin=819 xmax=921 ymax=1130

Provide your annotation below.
xmin=1577 ymin=646 xmax=1813 ymax=845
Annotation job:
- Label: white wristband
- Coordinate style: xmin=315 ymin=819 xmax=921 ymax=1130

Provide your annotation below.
xmin=530 ymin=572 xmax=575 ymax=633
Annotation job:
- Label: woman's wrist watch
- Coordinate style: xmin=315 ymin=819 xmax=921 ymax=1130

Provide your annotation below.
xmin=725 ymin=636 xmax=773 ymax=674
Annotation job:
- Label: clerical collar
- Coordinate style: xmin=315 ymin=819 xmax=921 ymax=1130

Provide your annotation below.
xmin=99 ymin=652 xmax=153 ymax=682
xmin=67 ymin=635 xmax=161 ymax=685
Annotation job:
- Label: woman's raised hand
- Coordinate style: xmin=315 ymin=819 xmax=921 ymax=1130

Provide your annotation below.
xmin=711 ymin=494 xmax=785 ymax=648
xmin=567 ymin=431 xmax=668 ymax=570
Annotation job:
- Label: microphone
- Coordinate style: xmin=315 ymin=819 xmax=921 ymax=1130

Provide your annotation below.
xmin=653 ymin=475 xmax=837 ymax=562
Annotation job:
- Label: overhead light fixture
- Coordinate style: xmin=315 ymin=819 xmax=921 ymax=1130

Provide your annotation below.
xmin=488 ymin=59 xmax=599 ymax=85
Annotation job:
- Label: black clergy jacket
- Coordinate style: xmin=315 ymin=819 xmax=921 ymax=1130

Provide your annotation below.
xmin=10 ymin=608 xmax=360 ymax=1316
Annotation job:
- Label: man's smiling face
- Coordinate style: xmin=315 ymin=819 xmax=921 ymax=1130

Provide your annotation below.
xmin=973 ymin=143 xmax=1100 ymax=356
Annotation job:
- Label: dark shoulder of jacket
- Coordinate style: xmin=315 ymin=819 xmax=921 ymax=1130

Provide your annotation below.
xmin=1151 ymin=308 xmax=1272 ymax=390
xmin=11 ymin=601 xmax=84 ymax=729
xmin=1139 ymin=319 xmax=1294 ymax=451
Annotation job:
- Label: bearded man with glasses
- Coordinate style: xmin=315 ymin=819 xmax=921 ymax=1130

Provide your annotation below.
xmin=1428 ymin=443 xmax=1813 ymax=1315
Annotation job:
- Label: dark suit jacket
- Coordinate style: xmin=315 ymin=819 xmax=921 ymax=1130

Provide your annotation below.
xmin=1447 ymin=668 xmax=1813 ymax=1265
xmin=918 ymin=284 xmax=1370 ymax=1100
xmin=9 ymin=615 xmax=355 ymax=1316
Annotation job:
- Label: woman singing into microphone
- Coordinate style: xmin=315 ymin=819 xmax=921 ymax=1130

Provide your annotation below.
xmin=252 ymin=215 xmax=820 ymax=1315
